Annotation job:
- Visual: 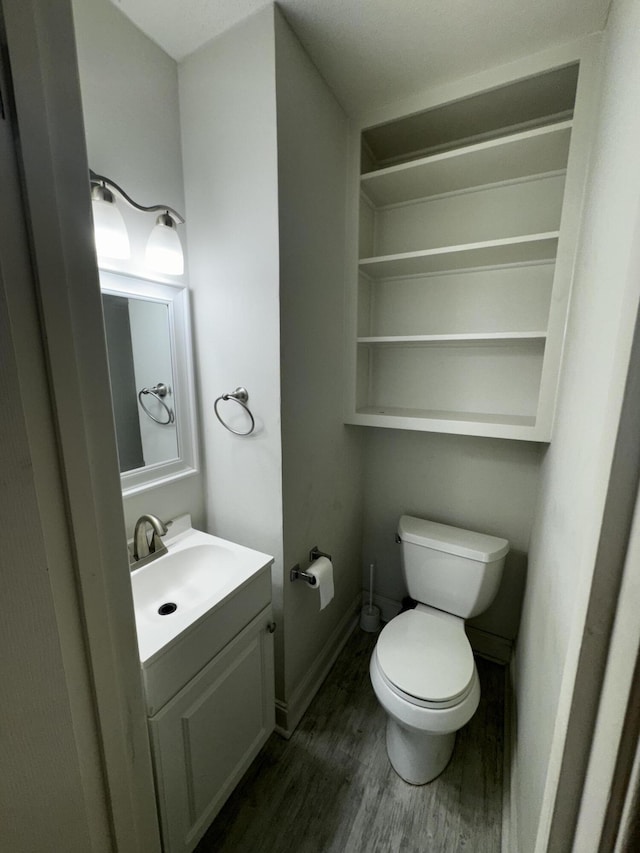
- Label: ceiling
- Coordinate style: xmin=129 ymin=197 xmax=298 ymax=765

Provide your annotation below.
xmin=109 ymin=0 xmax=611 ymax=114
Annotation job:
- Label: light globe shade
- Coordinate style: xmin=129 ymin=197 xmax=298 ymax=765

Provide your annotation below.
xmin=91 ymin=190 xmax=130 ymax=260
xmin=146 ymin=214 xmax=184 ymax=276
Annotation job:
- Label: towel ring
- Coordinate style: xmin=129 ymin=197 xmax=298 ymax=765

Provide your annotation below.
xmin=214 ymin=387 xmax=255 ymax=436
xmin=138 ymin=383 xmax=175 ymax=426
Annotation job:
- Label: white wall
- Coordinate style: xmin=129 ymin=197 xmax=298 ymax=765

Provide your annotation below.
xmin=180 ymin=6 xmax=364 ymax=717
xmin=274 ymin=8 xmax=364 ymax=701
xmin=363 ymin=429 xmax=541 ymax=643
xmin=179 ymin=7 xmax=285 ymax=673
xmin=72 ymin=0 xmax=205 ymax=533
xmin=515 ymin=1 xmax=640 ymax=849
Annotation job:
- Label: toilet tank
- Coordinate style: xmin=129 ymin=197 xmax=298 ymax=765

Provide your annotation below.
xmin=398 ymin=516 xmax=509 ymax=619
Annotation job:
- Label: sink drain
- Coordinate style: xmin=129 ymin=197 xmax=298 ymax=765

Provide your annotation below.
xmin=158 ymin=602 xmax=177 ymax=616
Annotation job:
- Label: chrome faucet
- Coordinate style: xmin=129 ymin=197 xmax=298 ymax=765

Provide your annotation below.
xmin=133 ymin=514 xmax=169 ymax=563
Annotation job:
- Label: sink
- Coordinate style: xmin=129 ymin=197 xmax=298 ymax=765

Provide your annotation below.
xmin=130 ymin=516 xmax=273 ymax=714
xmin=131 ymin=525 xmax=271 ymax=661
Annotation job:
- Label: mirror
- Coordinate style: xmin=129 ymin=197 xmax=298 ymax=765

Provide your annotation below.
xmin=100 ymin=270 xmax=198 ymax=495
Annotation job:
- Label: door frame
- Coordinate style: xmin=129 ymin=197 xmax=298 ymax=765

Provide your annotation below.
xmin=1 ymin=1 xmax=161 ymax=850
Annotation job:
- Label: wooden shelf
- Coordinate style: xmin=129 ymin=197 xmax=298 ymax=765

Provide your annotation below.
xmin=346 ymin=407 xmax=544 ymax=441
xmin=361 ymin=120 xmax=572 ymax=207
xmin=357 ymin=331 xmax=547 ymax=346
xmin=359 ymin=233 xmax=559 ymax=278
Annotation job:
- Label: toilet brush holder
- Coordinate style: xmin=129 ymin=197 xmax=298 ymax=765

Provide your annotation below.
xmin=360 ymin=603 xmax=381 ymax=632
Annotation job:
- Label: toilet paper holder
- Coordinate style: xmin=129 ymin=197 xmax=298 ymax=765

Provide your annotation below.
xmin=290 ymin=545 xmax=332 ymax=585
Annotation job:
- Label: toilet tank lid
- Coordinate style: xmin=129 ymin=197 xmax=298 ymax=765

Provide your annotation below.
xmin=398 ymin=516 xmax=509 ymax=562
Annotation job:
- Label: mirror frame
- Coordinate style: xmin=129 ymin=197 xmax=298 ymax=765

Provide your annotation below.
xmin=99 ymin=270 xmax=199 ymax=496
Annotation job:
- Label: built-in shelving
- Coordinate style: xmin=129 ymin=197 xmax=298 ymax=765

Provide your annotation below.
xmin=357 ymin=332 xmax=547 ymax=345
xmin=359 ymin=233 xmax=559 ymax=278
xmin=345 ymin=60 xmax=590 ymax=441
xmin=349 ymin=407 xmax=538 ymax=440
xmin=360 ymin=121 xmax=572 ymax=207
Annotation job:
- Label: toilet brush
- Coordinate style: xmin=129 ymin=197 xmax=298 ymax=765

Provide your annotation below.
xmin=360 ymin=562 xmax=381 ymax=632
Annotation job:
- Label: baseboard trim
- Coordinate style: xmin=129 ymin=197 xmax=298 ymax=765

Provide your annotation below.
xmin=466 ymin=626 xmax=513 ymax=665
xmin=275 ymin=593 xmax=361 ymax=739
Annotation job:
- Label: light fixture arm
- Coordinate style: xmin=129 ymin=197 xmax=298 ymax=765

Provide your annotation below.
xmin=89 ymin=169 xmax=185 ymax=225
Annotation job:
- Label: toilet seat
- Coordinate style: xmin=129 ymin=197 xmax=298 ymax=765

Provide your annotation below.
xmin=376 ymin=608 xmax=475 ymax=709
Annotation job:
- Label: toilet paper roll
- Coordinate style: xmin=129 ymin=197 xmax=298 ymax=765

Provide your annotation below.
xmin=307 ymin=556 xmax=334 ymax=610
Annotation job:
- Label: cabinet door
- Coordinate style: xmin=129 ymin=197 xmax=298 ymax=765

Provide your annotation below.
xmin=149 ymin=607 xmax=275 ymax=853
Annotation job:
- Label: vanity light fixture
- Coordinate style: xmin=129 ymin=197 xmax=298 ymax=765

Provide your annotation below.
xmin=89 ymin=169 xmax=185 ymax=275
xmin=146 ymin=213 xmax=184 ymax=276
xmin=91 ymin=180 xmax=130 ymax=260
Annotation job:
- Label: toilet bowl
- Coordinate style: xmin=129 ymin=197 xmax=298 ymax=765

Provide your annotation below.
xmin=370 ymin=604 xmax=480 ymax=784
xmin=370 ymin=516 xmax=508 ymax=785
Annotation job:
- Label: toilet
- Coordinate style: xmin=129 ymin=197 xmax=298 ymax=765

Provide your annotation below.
xmin=370 ymin=515 xmax=508 ymax=785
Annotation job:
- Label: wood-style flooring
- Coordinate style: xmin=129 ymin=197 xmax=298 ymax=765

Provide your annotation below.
xmin=195 ymin=627 xmax=505 ymax=853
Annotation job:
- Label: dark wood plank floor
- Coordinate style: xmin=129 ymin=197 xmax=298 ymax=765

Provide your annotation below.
xmin=196 ymin=627 xmax=504 ymax=853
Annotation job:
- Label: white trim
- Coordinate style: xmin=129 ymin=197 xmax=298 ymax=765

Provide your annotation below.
xmin=275 ymin=594 xmax=361 ymax=738
xmin=534 ymin=37 xmax=603 ymax=436
xmin=357 ymin=332 xmax=547 ymax=344
xmin=0 ymin=18 xmax=110 ymax=849
xmin=465 ymin=626 xmax=513 ymax=664
xmin=366 ymin=170 xmax=569 ymax=212
xmin=572 ymin=480 xmax=640 ymax=849
xmin=2 ymin=2 xmax=161 ymax=850
xmin=360 ymin=119 xmax=573 ymax=197
xmin=99 ymin=270 xmax=199 ymax=496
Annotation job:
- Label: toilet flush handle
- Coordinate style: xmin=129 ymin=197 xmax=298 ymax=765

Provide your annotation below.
xmin=395 ymin=534 xmax=401 ymax=544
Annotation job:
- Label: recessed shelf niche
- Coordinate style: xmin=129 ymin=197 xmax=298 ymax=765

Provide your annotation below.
xmin=347 ymin=60 xmax=592 ymax=441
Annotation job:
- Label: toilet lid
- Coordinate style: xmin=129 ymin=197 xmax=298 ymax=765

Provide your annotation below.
xmin=376 ymin=609 xmax=475 ymax=704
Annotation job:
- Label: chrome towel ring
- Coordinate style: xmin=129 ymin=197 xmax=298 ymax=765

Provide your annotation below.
xmin=214 ymin=387 xmax=255 ymax=436
xmin=138 ymin=383 xmax=175 ymax=425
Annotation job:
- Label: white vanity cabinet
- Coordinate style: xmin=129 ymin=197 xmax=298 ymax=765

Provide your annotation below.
xmin=345 ymin=47 xmax=600 ymax=441
xmin=148 ymin=605 xmax=275 ymax=853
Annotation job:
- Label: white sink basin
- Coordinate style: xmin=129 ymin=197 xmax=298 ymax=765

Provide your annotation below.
xmin=130 ymin=517 xmax=273 ymax=714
